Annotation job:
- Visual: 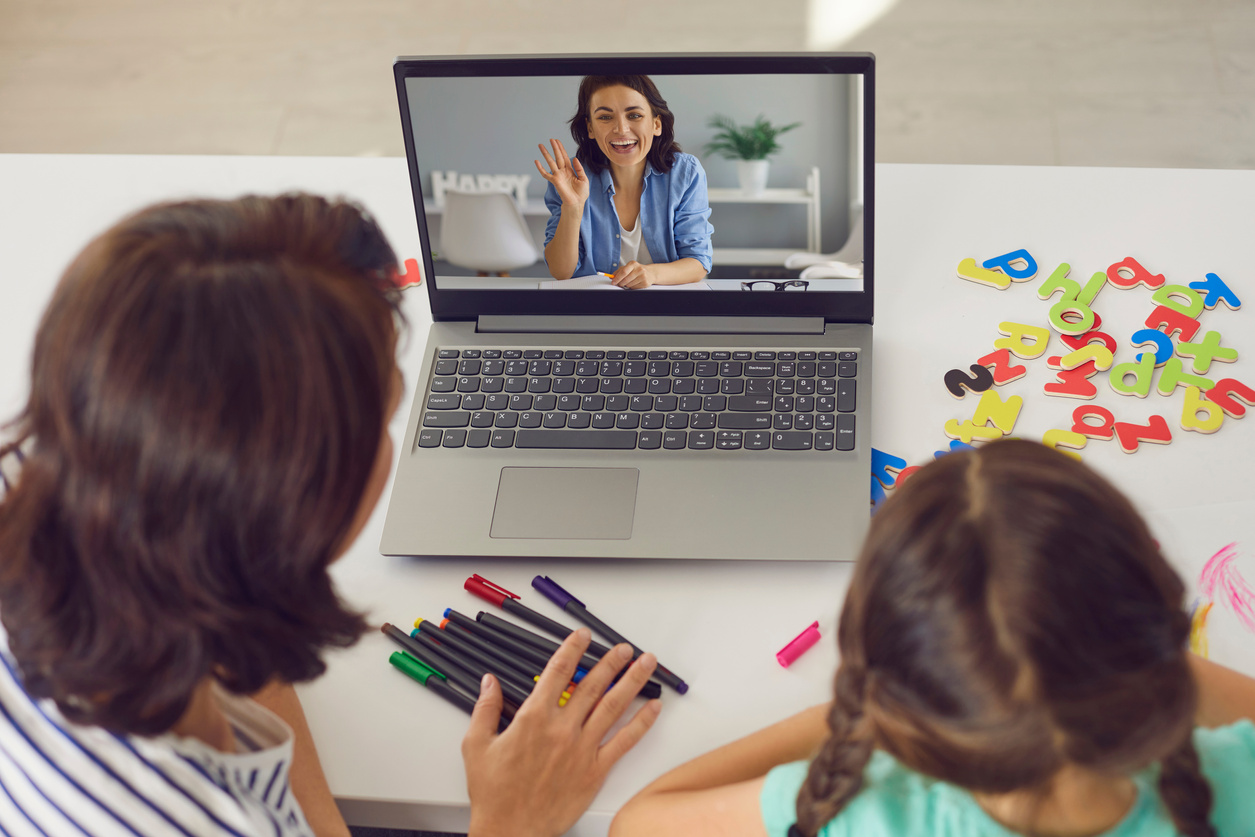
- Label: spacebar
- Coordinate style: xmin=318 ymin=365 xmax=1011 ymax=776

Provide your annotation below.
xmin=515 ymin=430 xmax=638 ymax=449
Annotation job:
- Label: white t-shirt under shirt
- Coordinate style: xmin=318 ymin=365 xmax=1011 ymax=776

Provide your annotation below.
xmin=619 ymin=216 xmax=653 ymax=267
xmin=0 ymin=626 xmax=313 ymax=836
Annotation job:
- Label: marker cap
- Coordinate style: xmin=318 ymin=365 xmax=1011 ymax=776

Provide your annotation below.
xmin=531 ymin=575 xmax=583 ymax=609
xmin=465 ymin=573 xmax=518 ymax=607
xmin=389 ymin=651 xmax=445 ymax=685
xmin=776 ymin=621 xmax=821 ymax=668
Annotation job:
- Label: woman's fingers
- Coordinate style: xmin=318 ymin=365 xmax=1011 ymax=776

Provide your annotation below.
xmin=462 ymin=673 xmax=503 ymax=758
xmin=528 ymin=628 xmax=592 ymax=709
xmin=595 ymin=698 xmax=663 ymax=772
xmin=585 ymin=652 xmax=658 ymax=740
xmin=571 ymin=156 xmax=586 ymax=181
xmin=564 ymin=642 xmax=634 ymax=716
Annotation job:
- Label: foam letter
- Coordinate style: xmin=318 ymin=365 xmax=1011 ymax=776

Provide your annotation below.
xmin=977 ymin=348 xmax=1027 ymax=385
xmin=1130 ymin=328 xmax=1174 ymax=366
xmin=1037 ymin=264 xmax=1104 ymax=336
xmin=1151 ymin=284 xmax=1205 ymax=319
xmin=1180 ymin=386 xmax=1225 ymax=434
xmin=957 ymin=258 xmax=1011 ymax=289
xmin=1145 ymin=306 xmax=1201 ymax=342
xmin=1108 ymin=352 xmax=1156 ymax=398
xmin=944 ymin=419 xmax=1003 ymax=444
xmin=1071 ymin=405 xmax=1115 ymax=440
xmin=1156 ymin=357 xmax=1215 ymax=396
xmin=944 ymin=364 xmax=996 ymax=399
xmin=1060 ymin=344 xmax=1114 ymax=372
xmin=1204 ymin=378 xmax=1255 ymax=418
xmin=390 ymin=257 xmax=423 ymax=288
xmin=871 ymin=448 xmax=908 ymax=489
xmin=972 ymin=389 xmax=1023 ymax=435
xmin=1042 ymin=429 xmax=1087 ymax=459
xmin=895 ymin=466 xmax=921 ymax=487
xmin=1106 ymin=256 xmax=1165 ymax=290
xmin=1189 ymin=272 xmax=1241 ymax=311
xmin=1176 ymin=330 xmax=1238 ymax=375
xmin=981 ymin=249 xmax=1038 ymax=281
xmin=1112 ymin=415 xmax=1172 ymax=454
xmin=994 ymin=322 xmax=1051 ymax=359
xmin=1044 ymin=361 xmax=1100 ymax=400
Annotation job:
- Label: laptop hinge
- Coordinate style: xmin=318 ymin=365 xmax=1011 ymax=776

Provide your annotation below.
xmin=476 ymin=315 xmax=826 ymax=335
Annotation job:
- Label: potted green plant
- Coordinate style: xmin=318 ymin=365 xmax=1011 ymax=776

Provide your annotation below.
xmin=703 ymin=114 xmax=801 ymax=195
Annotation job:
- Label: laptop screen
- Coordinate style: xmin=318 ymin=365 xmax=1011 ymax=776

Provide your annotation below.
xmin=394 ymin=54 xmax=874 ymax=323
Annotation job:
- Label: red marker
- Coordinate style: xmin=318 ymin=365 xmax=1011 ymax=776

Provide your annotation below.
xmin=464 ymin=574 xmax=614 ymax=658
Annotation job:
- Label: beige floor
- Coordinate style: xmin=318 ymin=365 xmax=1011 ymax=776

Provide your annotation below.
xmin=1 ymin=0 xmax=1253 ymax=168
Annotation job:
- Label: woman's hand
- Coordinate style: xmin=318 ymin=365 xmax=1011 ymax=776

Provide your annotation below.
xmin=462 ymin=628 xmax=663 ymax=837
xmin=535 ymin=139 xmax=589 ymax=209
xmin=612 ymin=261 xmax=655 ymax=289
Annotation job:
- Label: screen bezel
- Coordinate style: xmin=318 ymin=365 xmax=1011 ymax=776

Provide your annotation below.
xmin=393 ymin=52 xmax=874 ymax=323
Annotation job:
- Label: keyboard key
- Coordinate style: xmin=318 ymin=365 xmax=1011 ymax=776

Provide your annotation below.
xmin=718 ymin=414 xmax=772 ymax=430
xmin=673 ymin=361 xmax=694 ymax=376
xmin=600 ymin=378 xmax=624 ymax=394
xmin=819 ymin=351 xmax=837 ymax=360
xmin=817 ymin=396 xmax=836 ymax=412
xmin=796 ymin=395 xmax=815 ymax=412
xmin=754 ymin=351 xmax=776 ymax=360
xmin=679 ymin=395 xmax=703 ymax=411
xmin=434 ymin=359 xmax=458 ymax=375
xmin=837 ymin=415 xmax=856 ymax=450
xmin=798 ymin=362 xmax=816 ymax=377
xmin=606 ymin=350 xmax=626 ymax=360
xmin=648 ymin=350 xmax=668 ymax=360
xmin=471 ymin=411 xmax=494 ymax=428
xmin=773 ymin=414 xmax=793 ymax=430
xmin=817 ymin=362 xmax=837 ymax=377
xmin=528 ymin=377 xmax=551 ymax=393
xmin=690 ymin=351 xmax=710 ymax=360
xmin=586 ymin=350 xmax=606 ymax=359
xmin=552 ymin=377 xmax=576 ymax=393
xmin=746 ymin=379 xmax=773 ymax=395
xmin=772 ymin=431 xmax=813 ymax=450
xmin=839 ymin=351 xmax=857 ymax=361
xmin=437 ymin=349 xmax=459 ymax=359
xmin=576 ymin=361 xmax=599 ymax=376
xmin=795 ymin=414 xmax=815 ymax=430
xmin=796 ymin=379 xmax=816 ymax=395
xmin=462 ymin=393 xmax=485 ymax=410
xmin=480 ymin=377 xmax=504 ymax=393
xmin=424 ymin=411 xmax=470 ymax=428
xmin=606 ymin=395 xmax=629 ymax=411
xmin=711 ymin=351 xmax=731 ymax=360
xmin=703 ymin=395 xmax=727 ymax=411
xmin=462 ymin=350 xmax=482 ymax=359
xmin=720 ymin=378 xmax=745 ymax=394
xmin=697 ymin=378 xmax=720 ymax=394
xmin=467 ymin=429 xmax=491 ymax=448
xmin=666 ymin=414 xmax=689 ymax=429
xmin=491 ymin=429 xmax=515 ymax=448
xmin=720 ymin=361 xmax=743 ymax=377
xmin=630 ymin=395 xmax=654 ymax=411
xmin=716 ymin=430 xmax=743 ymax=450
xmin=670 ymin=350 xmax=689 ymax=360
xmin=504 ymin=377 xmax=528 ymax=393
xmin=482 ymin=350 xmax=502 ymax=359
xmin=655 ymin=395 xmax=678 ymax=411
xmin=543 ymin=350 xmax=563 ymax=359
xmin=576 ymin=378 xmax=599 ymax=394
xmin=558 ymin=394 xmax=581 ymax=411
xmin=495 ymin=412 xmax=518 ymax=428
xmin=442 ymin=430 xmax=467 ymax=448
xmin=745 ymin=431 xmax=771 ymax=450
xmin=672 ymin=378 xmax=696 ymax=394
xmin=568 ymin=412 xmax=591 ymax=428
xmin=798 ymin=351 xmax=817 ymax=361
xmin=817 ymin=414 xmax=835 ymax=430
xmin=523 ymin=350 xmax=543 ymax=359
xmin=691 ymin=413 xmax=717 ymax=429
xmin=509 ymin=394 xmax=533 ymax=411
xmin=777 ymin=362 xmax=796 ymax=377
xmin=616 ymin=412 xmax=640 ymax=429
xmin=815 ymin=431 xmax=835 ymax=450
xmin=503 ymin=350 xmax=522 ymax=359
xmin=482 ymin=360 xmax=504 ymax=377
xmin=628 ymin=350 xmax=647 ymax=360
xmin=648 ymin=378 xmax=672 ymax=394
xmin=745 ymin=362 xmax=775 ymax=377
xmin=663 ymin=431 xmax=687 ymax=449
xmin=774 ymin=395 xmax=794 ymax=412
xmin=417 ymin=429 xmax=442 ymax=448
xmin=838 ymin=361 xmax=857 ymax=378
xmin=774 ymin=379 xmax=795 ymax=395
xmin=553 ymin=361 xmax=576 ymax=376
xmin=695 ymin=361 xmax=719 ymax=377
xmin=486 ymin=394 xmax=510 ymax=411
xmin=727 ymin=395 xmax=773 ymax=412
xmin=732 ymin=351 xmax=752 ymax=360
xmin=688 ymin=431 xmax=714 ymax=449
xmin=458 ymin=359 xmax=481 ymax=375
xmin=581 ymin=394 xmax=605 ymax=411
xmin=430 ymin=376 xmax=456 ymax=393
xmin=623 ymin=361 xmax=645 ymax=376
xmin=515 ymin=430 xmax=637 ymax=449
xmin=778 ymin=351 xmax=797 ymax=361
xmin=624 ymin=378 xmax=648 ymax=394
xmin=427 ymin=393 xmax=460 ymax=410
xmin=592 ymin=412 xmax=616 ymax=429
xmin=837 ymin=380 xmax=856 ymax=412
xmin=534 ymin=394 xmax=557 ymax=411
xmin=639 ymin=430 xmax=662 ymax=449
xmin=564 ymin=350 xmax=584 ymax=359
xmin=519 ymin=412 xmax=543 ymax=428
xmin=648 ymin=361 xmax=670 ymax=376
xmin=641 ymin=412 xmax=665 ymax=429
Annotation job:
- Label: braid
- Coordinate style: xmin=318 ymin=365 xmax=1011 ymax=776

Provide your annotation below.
xmin=1158 ymin=733 xmax=1216 ymax=837
xmin=794 ymin=665 xmax=874 ymax=837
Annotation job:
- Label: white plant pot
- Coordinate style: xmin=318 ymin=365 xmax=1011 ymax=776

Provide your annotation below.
xmin=737 ymin=159 xmax=770 ymax=196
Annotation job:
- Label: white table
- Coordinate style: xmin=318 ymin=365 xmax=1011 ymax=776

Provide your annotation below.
xmin=3 ymin=155 xmax=1253 ymax=836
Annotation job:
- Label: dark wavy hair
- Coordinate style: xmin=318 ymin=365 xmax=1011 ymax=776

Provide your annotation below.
xmin=795 ymin=439 xmax=1214 ymax=837
xmin=0 ymin=193 xmax=405 ymax=736
xmin=568 ymin=74 xmax=681 ymax=175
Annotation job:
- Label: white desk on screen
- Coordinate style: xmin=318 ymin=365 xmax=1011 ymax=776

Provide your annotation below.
xmin=2 ymin=155 xmax=1253 ymax=836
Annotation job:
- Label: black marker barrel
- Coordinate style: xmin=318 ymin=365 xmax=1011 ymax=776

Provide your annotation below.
xmin=408 ymin=627 xmax=530 ymax=708
xmin=415 ymin=622 xmax=535 ymax=700
xmin=382 ymin=624 xmax=483 ymax=699
xmin=445 ymin=610 xmax=552 ymax=673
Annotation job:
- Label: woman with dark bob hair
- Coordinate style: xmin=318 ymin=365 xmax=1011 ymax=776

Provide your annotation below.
xmin=612 ymin=440 xmax=1255 ymax=837
xmin=536 ymin=74 xmax=713 ymax=288
xmin=0 ymin=194 xmax=660 ymax=836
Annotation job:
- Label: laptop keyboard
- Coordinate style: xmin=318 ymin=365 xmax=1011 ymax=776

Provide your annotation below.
xmin=415 ymin=348 xmax=858 ymax=453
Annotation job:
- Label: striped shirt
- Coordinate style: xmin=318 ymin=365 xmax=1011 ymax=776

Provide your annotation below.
xmin=0 ymin=447 xmax=314 ymax=837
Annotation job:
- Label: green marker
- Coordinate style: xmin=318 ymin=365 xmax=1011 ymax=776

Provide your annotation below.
xmin=388 ymin=651 xmax=480 ymax=718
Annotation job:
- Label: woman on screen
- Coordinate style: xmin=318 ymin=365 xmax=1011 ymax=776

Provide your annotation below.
xmin=536 ymin=74 xmax=713 ymax=288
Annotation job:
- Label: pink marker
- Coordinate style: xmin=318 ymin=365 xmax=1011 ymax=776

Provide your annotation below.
xmin=777 ymin=621 xmax=822 ymax=668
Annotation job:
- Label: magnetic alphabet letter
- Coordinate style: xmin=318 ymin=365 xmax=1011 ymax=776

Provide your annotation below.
xmin=1106 ymin=256 xmax=1165 ymax=290
xmin=1071 ymin=405 xmax=1116 ymax=440
xmin=994 ymin=322 xmax=1052 ymax=359
xmin=1180 ymin=386 xmax=1225 ymax=434
xmin=944 ymin=364 xmax=996 ymax=399
xmin=1112 ymin=415 xmax=1172 ymax=454
xmin=1204 ymin=379 xmax=1255 ymax=419
xmin=977 ymin=348 xmax=1028 ymax=385
xmin=981 ymin=249 xmax=1038 ymax=281
xmin=1188 ymin=272 xmax=1241 ymax=311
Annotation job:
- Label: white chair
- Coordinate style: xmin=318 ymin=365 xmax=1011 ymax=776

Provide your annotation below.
xmin=784 ymin=207 xmax=864 ymax=277
xmin=439 ymin=189 xmax=540 ymax=275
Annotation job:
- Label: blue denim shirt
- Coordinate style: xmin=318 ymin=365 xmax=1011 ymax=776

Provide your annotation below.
xmin=543 ymin=152 xmax=714 ymax=277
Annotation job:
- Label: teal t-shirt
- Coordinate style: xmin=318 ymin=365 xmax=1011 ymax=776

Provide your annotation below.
xmin=761 ymin=720 xmax=1255 ymax=836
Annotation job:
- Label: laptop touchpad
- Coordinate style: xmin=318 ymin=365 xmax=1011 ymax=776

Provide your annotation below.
xmin=491 ymin=467 xmax=638 ymax=539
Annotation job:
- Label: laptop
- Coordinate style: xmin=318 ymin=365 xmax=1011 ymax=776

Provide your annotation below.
xmin=382 ymin=53 xmax=875 ymax=561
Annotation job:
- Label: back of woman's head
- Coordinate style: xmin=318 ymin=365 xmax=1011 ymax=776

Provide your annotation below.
xmin=0 ymin=193 xmax=404 ymax=736
xmin=796 ymin=439 xmax=1214 ymax=837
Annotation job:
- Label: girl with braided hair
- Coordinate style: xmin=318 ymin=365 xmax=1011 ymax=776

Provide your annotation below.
xmin=612 ymin=439 xmax=1255 ymax=837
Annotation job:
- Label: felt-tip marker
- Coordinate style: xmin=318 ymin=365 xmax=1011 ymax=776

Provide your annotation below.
xmin=443 ymin=609 xmax=585 ymax=683
xmin=388 ymin=652 xmax=482 ymax=719
xmin=532 ymin=575 xmax=689 ymax=694
xmin=404 ymin=624 xmax=531 ymax=708
xmin=381 ymin=624 xmax=488 ymax=703
xmin=412 ymin=621 xmax=534 ymax=705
